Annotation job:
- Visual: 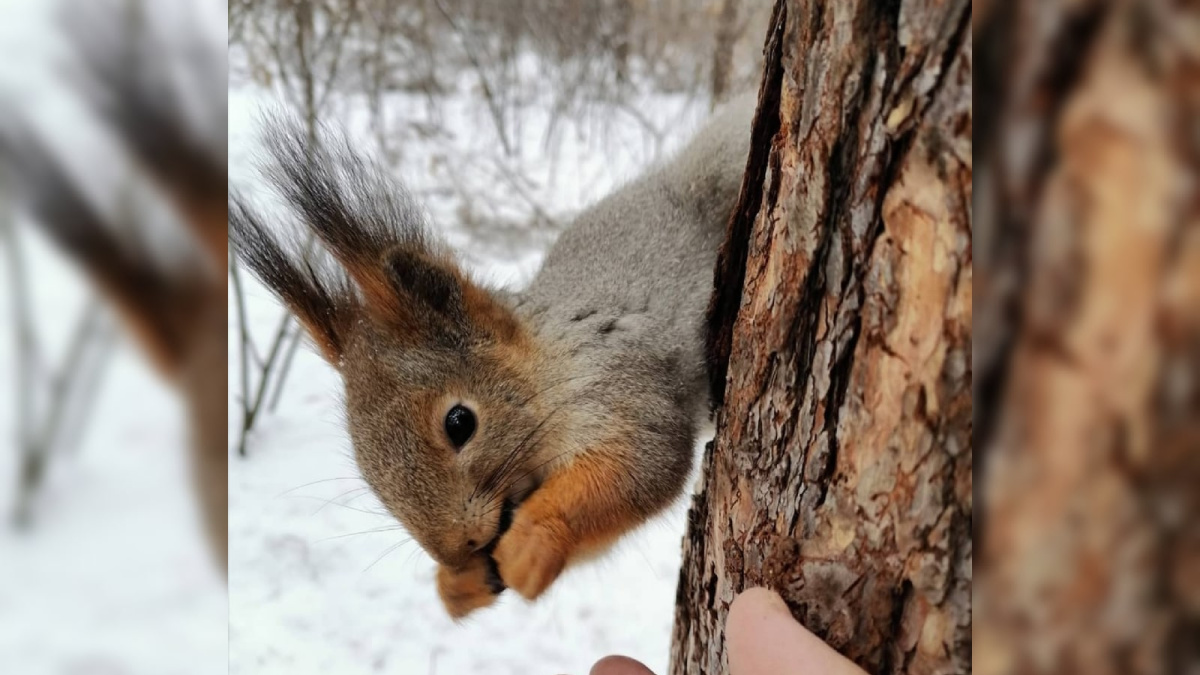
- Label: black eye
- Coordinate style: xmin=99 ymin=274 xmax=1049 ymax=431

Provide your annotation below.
xmin=444 ymin=404 xmax=476 ymax=448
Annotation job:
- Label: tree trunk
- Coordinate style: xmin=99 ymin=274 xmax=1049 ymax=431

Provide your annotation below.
xmin=974 ymin=2 xmax=1200 ymax=673
xmin=671 ymin=1 xmax=972 ymax=674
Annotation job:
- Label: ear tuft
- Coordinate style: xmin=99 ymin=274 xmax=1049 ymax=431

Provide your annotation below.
xmin=229 ymin=193 xmax=358 ymax=365
xmin=232 ymin=112 xmax=526 ymax=357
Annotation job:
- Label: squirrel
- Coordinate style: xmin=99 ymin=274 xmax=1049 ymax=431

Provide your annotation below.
xmin=230 ymin=93 xmax=754 ymax=618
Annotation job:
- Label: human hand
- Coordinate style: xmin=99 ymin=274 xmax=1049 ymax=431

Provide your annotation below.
xmin=587 ymin=587 xmax=867 ymax=675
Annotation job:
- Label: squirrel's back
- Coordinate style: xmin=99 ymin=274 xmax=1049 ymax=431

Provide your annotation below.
xmin=515 ymin=94 xmax=755 ymax=409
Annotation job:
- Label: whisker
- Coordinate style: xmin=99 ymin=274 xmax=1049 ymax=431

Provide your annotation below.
xmin=476 ymin=400 xmax=569 ymax=498
xmin=472 ymin=413 xmax=545 ymax=501
xmin=364 ymin=536 xmax=417 ymax=572
xmin=310 ymin=486 xmax=373 ymax=515
xmin=276 ymin=476 xmax=364 ymax=497
xmin=482 ymin=397 xmax=576 ymax=497
xmin=313 ymin=525 xmax=407 ymax=543
xmin=476 ymin=447 xmax=570 ymax=517
xmin=475 ymin=449 xmax=574 ymax=524
xmin=402 ymin=544 xmax=427 ymax=570
xmin=503 ymin=450 xmax=571 ymax=492
xmin=290 ymin=494 xmax=389 ymax=517
xmin=469 ymin=378 xmax=592 ymax=501
xmin=515 ymin=372 xmax=598 ymax=407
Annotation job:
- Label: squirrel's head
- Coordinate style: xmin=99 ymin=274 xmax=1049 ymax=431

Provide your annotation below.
xmin=334 ymin=255 xmax=555 ymax=568
xmin=230 ymin=119 xmax=556 ymax=568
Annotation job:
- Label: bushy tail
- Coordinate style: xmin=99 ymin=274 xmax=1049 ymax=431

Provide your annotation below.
xmin=658 ymin=92 xmax=757 ymax=226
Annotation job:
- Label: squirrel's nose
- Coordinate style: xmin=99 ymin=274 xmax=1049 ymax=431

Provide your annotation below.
xmin=463 ymin=527 xmax=497 ymax=554
xmin=436 ymin=527 xmax=490 ymax=566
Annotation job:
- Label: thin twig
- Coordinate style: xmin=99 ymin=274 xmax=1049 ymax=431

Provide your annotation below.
xmin=54 ymin=317 xmax=117 ymax=456
xmin=431 ymin=0 xmax=514 ymax=156
xmin=37 ymin=305 xmax=114 ymax=457
xmin=267 ymin=322 xmax=304 ymax=412
xmin=230 ymin=254 xmax=257 ymax=457
xmin=2 ymin=203 xmax=40 ymax=527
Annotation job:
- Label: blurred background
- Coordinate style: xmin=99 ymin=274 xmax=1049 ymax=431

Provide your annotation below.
xmin=226 ymin=1 xmax=773 ymax=674
xmin=975 ymin=1 xmax=1199 ymax=673
xmin=0 ymin=0 xmax=227 ymax=673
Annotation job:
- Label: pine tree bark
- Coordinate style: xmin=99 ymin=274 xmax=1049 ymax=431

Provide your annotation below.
xmin=670 ymin=1 xmax=972 ymax=674
xmin=974 ymin=2 xmax=1200 ymax=673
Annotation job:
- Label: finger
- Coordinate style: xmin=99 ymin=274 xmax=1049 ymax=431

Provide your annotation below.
xmin=589 ymin=655 xmax=657 ymax=675
xmin=727 ymin=587 xmax=867 ymax=675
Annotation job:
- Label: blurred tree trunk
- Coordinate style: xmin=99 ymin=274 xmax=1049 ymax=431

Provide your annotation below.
xmin=710 ymin=0 xmax=737 ymax=104
xmin=974 ymin=2 xmax=1200 ymax=673
xmin=292 ymin=0 xmax=317 ymax=145
xmin=671 ymin=1 xmax=971 ymax=674
xmin=614 ymin=0 xmax=634 ymax=87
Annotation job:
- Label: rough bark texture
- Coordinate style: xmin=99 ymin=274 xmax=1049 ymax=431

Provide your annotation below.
xmin=974 ymin=2 xmax=1200 ymax=674
xmin=671 ymin=1 xmax=972 ymax=674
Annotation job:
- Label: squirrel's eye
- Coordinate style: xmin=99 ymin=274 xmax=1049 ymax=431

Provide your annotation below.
xmin=444 ymin=404 xmax=476 ymax=448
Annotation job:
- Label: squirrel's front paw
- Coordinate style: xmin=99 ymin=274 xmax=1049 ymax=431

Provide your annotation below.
xmin=436 ymin=556 xmax=503 ymax=619
xmin=492 ymin=511 xmax=571 ymax=600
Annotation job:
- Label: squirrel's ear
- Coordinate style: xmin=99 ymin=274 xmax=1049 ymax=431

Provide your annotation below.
xmin=384 ymin=246 xmax=522 ymax=344
xmin=384 ymin=247 xmax=466 ymax=319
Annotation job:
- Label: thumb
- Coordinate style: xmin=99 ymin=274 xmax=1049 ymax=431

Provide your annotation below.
xmin=726 ymin=587 xmax=867 ymax=675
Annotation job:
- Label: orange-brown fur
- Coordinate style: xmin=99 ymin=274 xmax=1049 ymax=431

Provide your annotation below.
xmin=437 ymin=555 xmax=502 ymax=619
xmin=434 ymin=431 xmax=644 ymax=614
xmin=493 ymin=447 xmax=645 ymax=598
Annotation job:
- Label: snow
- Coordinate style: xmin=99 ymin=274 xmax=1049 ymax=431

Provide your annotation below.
xmin=0 ymin=215 xmax=228 ymax=675
xmin=228 ymin=61 xmax=712 ymax=674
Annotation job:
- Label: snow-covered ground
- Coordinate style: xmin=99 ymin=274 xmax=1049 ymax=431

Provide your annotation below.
xmin=228 ymin=67 xmax=713 ymax=674
xmin=0 ymin=231 xmax=227 ymax=675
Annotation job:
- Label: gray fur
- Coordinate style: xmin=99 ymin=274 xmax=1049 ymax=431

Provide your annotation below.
xmin=512 ymin=93 xmax=754 ymax=514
